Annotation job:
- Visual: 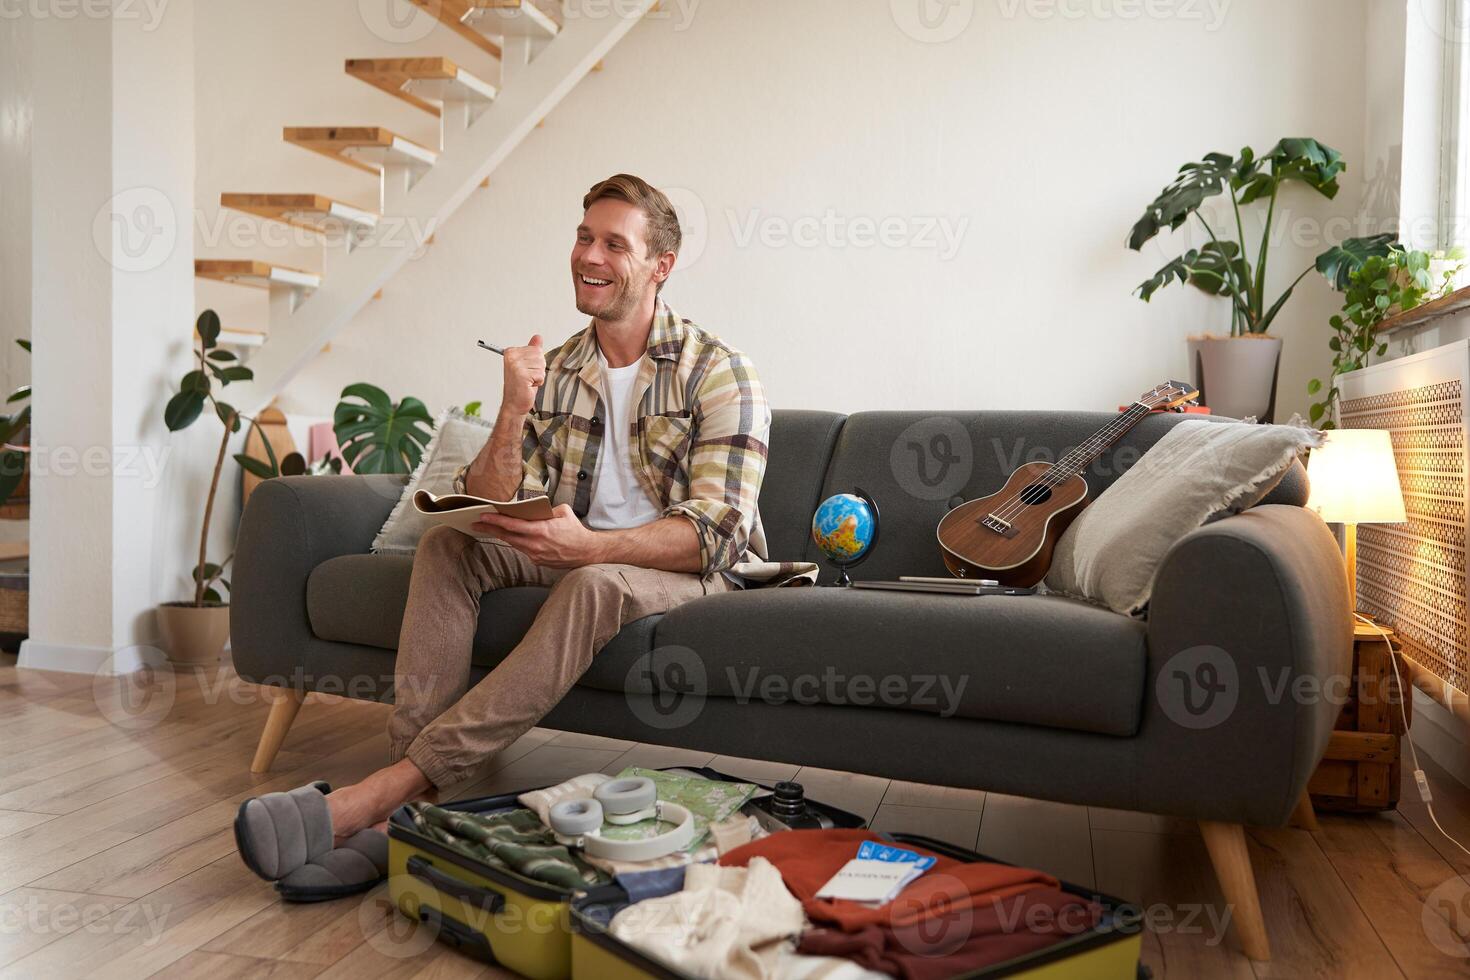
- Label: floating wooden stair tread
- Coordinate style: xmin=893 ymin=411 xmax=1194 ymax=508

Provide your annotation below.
xmin=220 ymin=193 xmax=379 ymax=235
xmin=406 ymin=0 xmax=503 ymax=60
xmin=282 ymin=127 xmax=438 ymax=177
xmin=194 ymin=260 xmax=321 ymax=290
xmin=464 ymin=0 xmax=562 ymax=38
xmin=209 ymin=327 xmax=268 ymax=348
xmin=345 ymin=57 xmax=497 ymax=117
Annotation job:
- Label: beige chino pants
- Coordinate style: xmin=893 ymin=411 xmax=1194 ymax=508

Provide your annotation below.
xmin=387 ymin=524 xmax=728 ymax=789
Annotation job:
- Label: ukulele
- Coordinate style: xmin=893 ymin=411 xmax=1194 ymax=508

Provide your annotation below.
xmin=935 ymin=381 xmax=1199 ymax=586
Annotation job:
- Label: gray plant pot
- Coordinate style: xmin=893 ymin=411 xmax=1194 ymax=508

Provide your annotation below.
xmin=1188 ymin=335 xmax=1283 ymax=422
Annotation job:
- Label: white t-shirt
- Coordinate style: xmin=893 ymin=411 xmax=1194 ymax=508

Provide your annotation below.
xmin=585 ymin=350 xmax=664 ymax=531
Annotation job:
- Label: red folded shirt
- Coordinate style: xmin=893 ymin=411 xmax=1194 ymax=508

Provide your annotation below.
xmin=719 ymin=829 xmax=1102 ymax=979
xmin=720 ymin=829 xmax=1058 ymax=930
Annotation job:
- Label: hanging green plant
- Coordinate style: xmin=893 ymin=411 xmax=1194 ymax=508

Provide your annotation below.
xmin=1308 ymin=247 xmax=1464 ymax=427
xmin=333 ymin=383 xmax=435 ymax=474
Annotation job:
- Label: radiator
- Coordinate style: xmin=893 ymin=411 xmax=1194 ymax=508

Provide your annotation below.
xmin=1338 ymin=339 xmax=1469 ymax=695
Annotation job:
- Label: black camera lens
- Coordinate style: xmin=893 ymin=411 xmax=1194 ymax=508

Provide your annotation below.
xmin=770 ymin=781 xmax=807 ymax=817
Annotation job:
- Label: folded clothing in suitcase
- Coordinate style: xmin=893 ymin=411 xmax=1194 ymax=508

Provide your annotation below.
xmin=386 ymin=766 xmax=866 ymax=980
xmin=569 ymin=832 xmax=1145 ymax=980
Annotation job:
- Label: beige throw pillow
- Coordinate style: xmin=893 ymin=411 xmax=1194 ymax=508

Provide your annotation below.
xmin=1043 ymin=419 xmax=1323 ymax=617
xmin=372 ymin=408 xmax=495 ymax=555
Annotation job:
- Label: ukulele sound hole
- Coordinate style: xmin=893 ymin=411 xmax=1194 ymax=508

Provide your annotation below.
xmin=1019 ymin=483 xmax=1053 ymax=505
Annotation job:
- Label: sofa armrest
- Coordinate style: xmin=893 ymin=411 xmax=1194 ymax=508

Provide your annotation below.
xmin=1141 ymin=504 xmax=1352 ymax=826
xmin=230 ymin=475 xmax=407 ymax=686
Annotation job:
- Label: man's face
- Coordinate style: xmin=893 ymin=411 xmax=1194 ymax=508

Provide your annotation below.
xmin=571 ymin=198 xmax=663 ymax=322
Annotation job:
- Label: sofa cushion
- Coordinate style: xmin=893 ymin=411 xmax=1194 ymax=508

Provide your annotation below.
xmin=651 ymin=588 xmax=1148 ymax=737
xmin=305 ymin=555 xmax=658 ymax=673
xmin=760 ymin=410 xmax=846 ymax=560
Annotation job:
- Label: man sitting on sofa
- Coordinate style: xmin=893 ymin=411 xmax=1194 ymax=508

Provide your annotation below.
xmin=319 ymin=173 xmax=773 ymax=839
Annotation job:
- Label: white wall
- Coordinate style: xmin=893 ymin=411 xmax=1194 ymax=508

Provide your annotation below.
xmin=12 ymin=2 xmax=201 ymax=673
xmin=195 ymin=0 xmax=1372 ymax=427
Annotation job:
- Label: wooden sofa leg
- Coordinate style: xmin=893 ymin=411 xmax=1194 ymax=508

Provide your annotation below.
xmin=1289 ymin=793 xmax=1320 ymax=832
xmin=1199 ymin=820 xmax=1271 ymax=961
xmin=251 ymin=687 xmax=305 ymax=774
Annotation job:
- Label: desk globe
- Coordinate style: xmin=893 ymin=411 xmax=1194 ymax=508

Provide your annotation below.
xmin=810 ymin=488 xmax=880 ymax=586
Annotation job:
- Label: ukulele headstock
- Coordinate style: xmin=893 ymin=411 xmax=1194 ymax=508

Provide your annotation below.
xmin=1137 ymin=380 xmax=1200 ymax=413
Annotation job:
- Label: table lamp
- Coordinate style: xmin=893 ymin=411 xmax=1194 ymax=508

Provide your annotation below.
xmin=1305 ymin=428 xmax=1407 ymax=611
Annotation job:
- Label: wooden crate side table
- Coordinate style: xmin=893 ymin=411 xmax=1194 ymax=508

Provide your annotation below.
xmin=1308 ymin=620 xmax=1411 ymax=812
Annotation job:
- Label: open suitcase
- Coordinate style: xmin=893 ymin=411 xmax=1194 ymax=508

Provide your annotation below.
xmin=387 ymin=769 xmax=1145 ymax=979
xmin=385 ymin=767 xmax=865 ymax=979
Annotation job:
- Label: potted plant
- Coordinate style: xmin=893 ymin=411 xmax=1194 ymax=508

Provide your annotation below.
xmin=1308 ymin=247 xmax=1465 ymax=427
xmin=1129 ymin=138 xmax=1394 ymax=421
xmin=0 ymin=339 xmax=32 ymax=509
xmin=157 ymin=311 xmax=280 ymax=666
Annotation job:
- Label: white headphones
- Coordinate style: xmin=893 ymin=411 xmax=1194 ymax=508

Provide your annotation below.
xmin=547 ymin=776 xmax=695 ymax=861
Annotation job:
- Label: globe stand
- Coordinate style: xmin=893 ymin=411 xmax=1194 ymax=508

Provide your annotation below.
xmin=818 ymin=486 xmax=880 ymax=587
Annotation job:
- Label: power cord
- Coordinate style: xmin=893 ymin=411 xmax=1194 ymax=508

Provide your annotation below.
xmin=1353 ymin=613 xmax=1470 ymax=859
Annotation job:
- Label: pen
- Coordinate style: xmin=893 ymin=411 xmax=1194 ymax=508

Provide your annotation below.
xmin=477 ymin=340 xmax=505 ymax=356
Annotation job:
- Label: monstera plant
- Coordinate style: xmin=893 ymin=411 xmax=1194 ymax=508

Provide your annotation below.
xmin=157 ymin=310 xmax=280 ymax=664
xmin=333 ymin=383 xmax=434 ymax=474
xmin=1129 ymin=138 xmax=1394 ymax=420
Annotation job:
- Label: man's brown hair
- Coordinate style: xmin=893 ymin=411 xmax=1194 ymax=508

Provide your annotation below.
xmin=582 ymin=173 xmax=682 ymax=261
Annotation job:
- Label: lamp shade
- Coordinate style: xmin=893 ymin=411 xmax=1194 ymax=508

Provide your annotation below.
xmin=1305 ymin=428 xmax=1407 ymax=525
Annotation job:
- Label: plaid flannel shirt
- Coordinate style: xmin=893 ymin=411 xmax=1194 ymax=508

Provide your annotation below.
xmin=456 ymin=301 xmax=815 ymax=584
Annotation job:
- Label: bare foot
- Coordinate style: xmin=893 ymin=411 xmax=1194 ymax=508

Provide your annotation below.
xmin=326 ymin=759 xmax=432 ymax=843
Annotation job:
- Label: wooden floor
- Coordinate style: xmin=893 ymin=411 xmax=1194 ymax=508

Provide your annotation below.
xmin=2 ymin=659 xmax=1469 ymax=979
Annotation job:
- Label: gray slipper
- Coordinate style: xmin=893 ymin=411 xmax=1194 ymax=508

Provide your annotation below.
xmin=276 ymin=829 xmax=389 ymax=902
xmin=234 ymin=781 xmax=388 ymax=902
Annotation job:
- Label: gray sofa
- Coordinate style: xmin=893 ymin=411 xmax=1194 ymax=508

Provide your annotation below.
xmin=232 ymin=408 xmax=1351 ymax=961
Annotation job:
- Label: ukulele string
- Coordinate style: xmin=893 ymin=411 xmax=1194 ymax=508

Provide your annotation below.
xmin=982 ymin=389 xmax=1176 ymax=525
xmin=984 ymin=403 xmax=1153 ymax=525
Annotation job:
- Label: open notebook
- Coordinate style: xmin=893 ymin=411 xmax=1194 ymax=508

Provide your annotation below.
xmin=411 ymin=490 xmax=555 ymax=537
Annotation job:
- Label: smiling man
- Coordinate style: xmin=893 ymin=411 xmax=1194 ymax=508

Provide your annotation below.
xmin=314 ymin=174 xmax=778 ymax=838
